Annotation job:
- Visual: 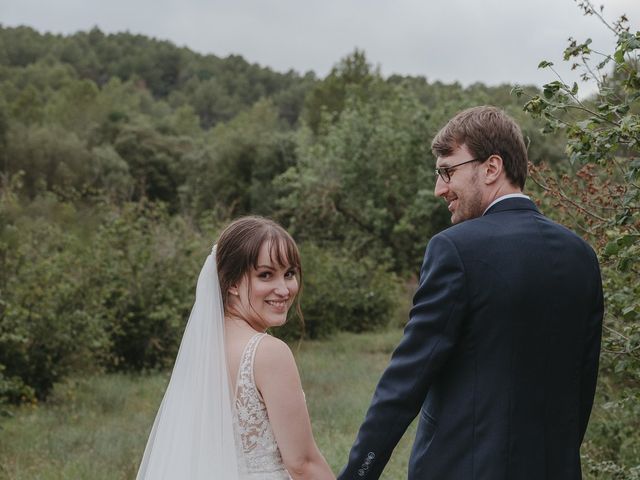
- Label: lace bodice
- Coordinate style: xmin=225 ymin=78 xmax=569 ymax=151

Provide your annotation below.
xmin=233 ymin=333 xmax=291 ymax=480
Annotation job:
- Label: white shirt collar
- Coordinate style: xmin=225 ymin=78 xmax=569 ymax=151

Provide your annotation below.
xmin=483 ymin=193 xmax=530 ymax=215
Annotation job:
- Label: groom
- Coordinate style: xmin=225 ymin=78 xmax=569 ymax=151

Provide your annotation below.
xmin=338 ymin=106 xmax=603 ymax=480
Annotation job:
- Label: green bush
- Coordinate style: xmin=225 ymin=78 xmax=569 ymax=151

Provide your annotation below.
xmin=94 ymin=202 xmax=209 ymax=371
xmin=0 ymin=191 xmax=109 ymax=402
xmin=0 ymin=184 xmax=217 ymax=402
xmin=277 ymin=242 xmax=403 ymax=340
xmin=0 ymin=186 xmax=403 ymax=402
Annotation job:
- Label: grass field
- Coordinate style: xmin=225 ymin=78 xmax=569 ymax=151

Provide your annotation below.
xmin=0 ymin=329 xmax=415 ymax=479
xmin=0 ymin=328 xmax=636 ymax=479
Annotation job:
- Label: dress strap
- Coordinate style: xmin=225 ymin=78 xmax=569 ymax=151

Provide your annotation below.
xmin=235 ymin=333 xmax=267 ymax=397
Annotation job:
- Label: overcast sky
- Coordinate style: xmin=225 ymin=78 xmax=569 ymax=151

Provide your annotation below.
xmin=2 ymin=0 xmax=639 ymax=92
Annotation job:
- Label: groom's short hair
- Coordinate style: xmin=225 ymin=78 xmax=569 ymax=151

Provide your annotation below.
xmin=431 ymin=106 xmax=528 ymax=189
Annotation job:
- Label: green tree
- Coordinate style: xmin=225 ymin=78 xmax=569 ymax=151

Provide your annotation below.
xmin=4 ymin=124 xmax=93 ymax=198
xmin=182 ymin=100 xmax=296 ymax=217
xmin=0 ymin=26 xmax=52 ymax=67
xmin=0 ymin=185 xmax=109 ymax=402
xmin=279 ymin=87 xmax=449 ymax=274
xmin=10 ymin=84 xmax=45 ymax=124
xmin=44 ymin=78 xmax=100 ymax=136
xmin=112 ymin=122 xmax=190 ymax=207
xmin=93 ymin=202 xmax=207 ymax=371
xmin=303 ymin=50 xmax=386 ymax=134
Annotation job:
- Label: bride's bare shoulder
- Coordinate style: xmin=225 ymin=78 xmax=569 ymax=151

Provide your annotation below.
xmin=254 ymin=334 xmax=299 ymax=381
xmin=256 ymin=334 xmax=295 ymax=363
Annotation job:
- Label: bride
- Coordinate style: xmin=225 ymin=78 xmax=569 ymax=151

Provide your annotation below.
xmin=137 ymin=216 xmax=334 ymax=479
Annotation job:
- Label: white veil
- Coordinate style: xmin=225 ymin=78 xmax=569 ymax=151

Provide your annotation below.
xmin=136 ymin=246 xmax=243 ymax=479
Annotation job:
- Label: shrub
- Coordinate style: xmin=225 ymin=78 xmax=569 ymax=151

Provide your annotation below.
xmin=0 ymin=191 xmax=108 ymax=402
xmin=277 ymin=242 xmax=403 ymax=340
xmin=92 ymin=202 xmax=210 ymax=371
xmin=0 ymin=185 xmax=215 ymax=402
xmin=0 ymin=188 xmax=403 ymax=402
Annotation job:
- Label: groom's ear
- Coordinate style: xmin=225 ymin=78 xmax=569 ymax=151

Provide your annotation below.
xmin=483 ymin=155 xmax=504 ymax=184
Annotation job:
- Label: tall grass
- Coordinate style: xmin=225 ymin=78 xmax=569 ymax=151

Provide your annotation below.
xmin=296 ymin=329 xmax=417 ymax=476
xmin=0 ymin=329 xmax=414 ymax=479
xmin=0 ymin=374 xmax=169 ymax=479
xmin=0 ymin=328 xmax=627 ymax=479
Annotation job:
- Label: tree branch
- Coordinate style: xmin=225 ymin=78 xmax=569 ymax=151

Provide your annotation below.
xmin=528 ymin=172 xmax=609 ymax=222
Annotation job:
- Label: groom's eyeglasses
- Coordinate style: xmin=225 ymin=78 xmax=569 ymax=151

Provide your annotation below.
xmin=434 ymin=157 xmax=484 ymax=183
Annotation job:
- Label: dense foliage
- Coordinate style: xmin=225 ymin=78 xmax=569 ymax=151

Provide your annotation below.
xmin=0 ymin=23 xmax=560 ymax=403
xmin=2 ymin=10 xmax=639 ymax=475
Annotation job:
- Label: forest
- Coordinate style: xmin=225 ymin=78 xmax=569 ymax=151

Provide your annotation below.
xmin=0 ymin=2 xmax=638 ymax=477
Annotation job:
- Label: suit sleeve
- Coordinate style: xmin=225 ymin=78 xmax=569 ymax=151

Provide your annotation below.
xmin=338 ymin=233 xmax=468 ymax=479
xmin=579 ymin=254 xmax=604 ymax=444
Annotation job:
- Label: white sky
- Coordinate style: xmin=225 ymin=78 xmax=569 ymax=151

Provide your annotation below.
xmin=2 ymin=0 xmax=639 ymax=92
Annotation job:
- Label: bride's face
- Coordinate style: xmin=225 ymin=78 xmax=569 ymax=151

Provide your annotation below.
xmin=228 ymin=241 xmax=299 ymax=331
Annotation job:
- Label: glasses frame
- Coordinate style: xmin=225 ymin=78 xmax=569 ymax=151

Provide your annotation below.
xmin=435 ymin=157 xmax=484 ymax=183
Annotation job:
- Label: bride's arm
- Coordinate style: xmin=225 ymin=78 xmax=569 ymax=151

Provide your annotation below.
xmin=254 ymin=336 xmax=335 ymax=480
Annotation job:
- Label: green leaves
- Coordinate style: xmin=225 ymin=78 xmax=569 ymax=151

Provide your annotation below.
xmin=511 ymin=85 xmax=525 ymax=97
xmin=614 ymin=31 xmax=640 ymax=64
xmin=278 ymin=85 xmax=447 ymax=274
xmin=0 ymin=195 xmax=210 ymax=402
xmin=563 ymin=37 xmax=592 ymax=61
xmin=276 ymin=243 xmax=402 ymax=340
xmin=603 ymin=234 xmax=638 ymax=263
xmin=604 ymin=240 xmax=620 ymax=256
xmin=302 ymin=49 xmax=383 ymax=134
xmin=542 ymin=80 xmax=566 ymax=99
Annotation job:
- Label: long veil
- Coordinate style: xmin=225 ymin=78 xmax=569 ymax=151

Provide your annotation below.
xmin=136 ymin=246 xmax=243 ymax=479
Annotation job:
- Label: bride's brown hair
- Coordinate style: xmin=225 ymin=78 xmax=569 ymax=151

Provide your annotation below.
xmin=216 ymin=215 xmax=303 ymax=322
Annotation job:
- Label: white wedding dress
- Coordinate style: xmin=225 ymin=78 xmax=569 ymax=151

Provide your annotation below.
xmin=136 ymin=248 xmax=292 ymax=480
xmin=234 ymin=332 xmax=292 ymax=479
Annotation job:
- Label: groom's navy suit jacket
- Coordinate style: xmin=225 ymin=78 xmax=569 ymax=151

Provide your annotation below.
xmin=339 ymin=198 xmax=603 ymax=480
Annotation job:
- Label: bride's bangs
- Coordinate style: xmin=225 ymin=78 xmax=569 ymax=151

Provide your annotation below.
xmin=265 ymin=232 xmax=301 ymax=273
